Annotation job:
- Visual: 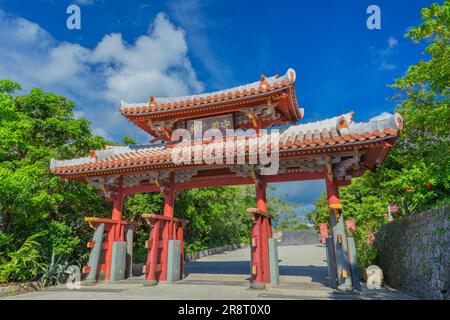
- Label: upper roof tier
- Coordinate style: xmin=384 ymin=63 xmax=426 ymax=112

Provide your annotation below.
xmin=120 ymin=68 xmax=303 ymax=135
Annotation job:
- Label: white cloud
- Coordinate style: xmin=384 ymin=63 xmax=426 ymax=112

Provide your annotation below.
xmin=387 ymin=36 xmax=398 ymax=48
xmin=93 ymin=127 xmax=113 ymax=141
xmin=168 ymin=0 xmax=233 ymax=89
xmin=73 ymin=110 xmax=86 ymax=119
xmin=370 ymin=36 xmax=399 ymax=71
xmin=90 ymin=13 xmax=203 ymax=102
xmin=0 ymin=10 xmax=203 ymax=143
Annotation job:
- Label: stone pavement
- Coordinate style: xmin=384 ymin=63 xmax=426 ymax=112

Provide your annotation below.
xmin=4 ymin=245 xmax=412 ymax=300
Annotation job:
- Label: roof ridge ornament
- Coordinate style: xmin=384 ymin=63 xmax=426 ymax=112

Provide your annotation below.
xmin=289 ymin=70 xmax=295 ymax=83
xmin=394 ymin=113 xmax=403 ymax=130
xmin=259 ymin=74 xmax=268 ymax=88
xmin=149 ymin=96 xmax=156 ymax=107
xmin=338 ymin=112 xmax=354 ymax=129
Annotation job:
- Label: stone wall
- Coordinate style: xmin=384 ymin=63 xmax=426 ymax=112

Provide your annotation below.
xmin=375 ymin=205 xmax=449 ymax=300
xmin=278 ymin=230 xmax=320 ymax=246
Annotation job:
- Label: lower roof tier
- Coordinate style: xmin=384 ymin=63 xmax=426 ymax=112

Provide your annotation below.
xmin=50 ymin=111 xmax=403 ymax=181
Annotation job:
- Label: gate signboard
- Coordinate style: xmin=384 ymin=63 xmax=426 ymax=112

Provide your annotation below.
xmin=186 ymin=114 xmax=234 ymax=136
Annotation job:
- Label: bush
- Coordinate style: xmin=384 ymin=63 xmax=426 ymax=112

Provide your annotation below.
xmin=355 ymin=239 xmax=379 ymax=268
xmin=293 ymin=224 xmax=312 ymax=231
xmin=0 ymin=231 xmax=48 ymax=284
xmin=0 ymin=233 xmax=13 ymax=264
xmin=352 ymin=221 xmax=380 ymax=268
xmin=39 ymin=250 xmax=77 ymax=287
xmin=185 ymin=240 xmax=208 ymax=255
xmin=45 ymin=221 xmax=80 ymax=257
xmin=133 ymin=247 xmax=148 ymax=264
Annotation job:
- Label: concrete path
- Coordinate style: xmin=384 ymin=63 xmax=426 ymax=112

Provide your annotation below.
xmin=3 ymin=244 xmax=411 ymax=300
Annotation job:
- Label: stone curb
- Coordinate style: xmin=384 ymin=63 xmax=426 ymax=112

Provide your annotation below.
xmin=0 ymin=281 xmax=43 ymax=298
xmin=184 ymin=243 xmax=249 ymax=262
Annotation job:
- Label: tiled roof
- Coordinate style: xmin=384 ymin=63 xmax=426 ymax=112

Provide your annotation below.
xmin=120 ymin=68 xmax=297 ymax=115
xmin=50 ymin=112 xmax=403 ymax=176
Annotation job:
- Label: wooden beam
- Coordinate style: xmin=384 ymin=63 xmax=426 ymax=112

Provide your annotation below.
xmin=263 ymin=171 xmax=325 ymax=183
xmin=122 ymin=184 xmax=160 ymax=196
xmin=123 ymin=171 xmax=326 ymax=194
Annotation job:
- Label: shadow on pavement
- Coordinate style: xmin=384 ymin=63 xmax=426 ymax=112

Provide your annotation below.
xmin=185 ymin=260 xmax=250 ymax=275
xmin=279 ymin=265 xmax=328 ymax=284
xmin=184 ymin=260 xmax=329 ymax=285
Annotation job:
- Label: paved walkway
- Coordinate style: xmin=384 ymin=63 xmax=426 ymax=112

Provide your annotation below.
xmin=4 ymin=245 xmax=411 ymax=300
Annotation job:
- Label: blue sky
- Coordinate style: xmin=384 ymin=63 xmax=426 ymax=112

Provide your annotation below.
xmin=0 ymin=0 xmax=437 ymax=213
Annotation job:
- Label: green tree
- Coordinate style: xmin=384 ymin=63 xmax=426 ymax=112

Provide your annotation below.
xmin=122 ymin=193 xmax=165 ymax=262
xmin=308 ymin=1 xmax=450 ymax=266
xmin=0 ymin=81 xmax=112 ymax=283
xmin=175 ymin=186 xmax=255 ymax=253
xmin=270 ymin=190 xmax=309 ymax=231
xmin=121 ymin=136 xmax=138 ymax=145
xmin=386 ymin=0 xmax=450 ymax=213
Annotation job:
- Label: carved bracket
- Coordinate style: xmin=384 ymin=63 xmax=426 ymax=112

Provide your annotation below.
xmin=148 ymin=119 xmax=176 ymax=143
xmin=174 ymin=168 xmax=200 ymax=184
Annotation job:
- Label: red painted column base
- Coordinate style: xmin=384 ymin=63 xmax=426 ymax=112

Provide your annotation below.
xmin=248 ymin=208 xmax=272 ymax=287
xmin=83 ymin=217 xmax=138 ymax=281
xmin=142 ymin=214 xmax=188 ymax=283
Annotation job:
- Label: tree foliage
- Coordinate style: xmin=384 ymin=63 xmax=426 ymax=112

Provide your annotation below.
xmin=386 ymin=0 xmax=450 ymax=213
xmin=309 ymin=1 xmax=450 ymax=266
xmin=0 ymin=231 xmax=48 ymax=283
xmin=0 ymin=81 xmax=112 ymax=283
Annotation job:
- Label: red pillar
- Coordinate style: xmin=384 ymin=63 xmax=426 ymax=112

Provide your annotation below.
xmin=325 ymin=177 xmax=340 ymax=208
xmin=105 ymin=180 xmax=124 ymax=280
xmin=112 ymin=183 xmax=124 ymax=241
xmin=146 ymin=220 xmax=161 ymax=281
xmin=177 ymin=222 xmax=185 ymax=275
xmin=251 ymin=180 xmax=271 ymax=287
xmin=325 ymin=177 xmax=339 ymax=286
xmin=256 ymin=180 xmax=267 ymax=213
xmin=325 ymin=177 xmax=353 ymax=290
xmin=163 ymin=173 xmax=175 ymax=218
xmin=160 ymin=172 xmax=175 ymax=281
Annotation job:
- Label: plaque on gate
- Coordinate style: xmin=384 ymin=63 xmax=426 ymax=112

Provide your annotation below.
xmin=186 ymin=114 xmax=234 ymax=136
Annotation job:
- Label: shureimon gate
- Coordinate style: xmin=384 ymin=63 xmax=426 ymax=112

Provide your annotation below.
xmin=50 ymin=68 xmax=403 ymax=292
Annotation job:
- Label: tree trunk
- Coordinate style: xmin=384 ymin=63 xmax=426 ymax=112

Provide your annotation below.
xmin=2 ymin=208 xmax=12 ymax=233
xmin=402 ymin=199 xmax=410 ymax=216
